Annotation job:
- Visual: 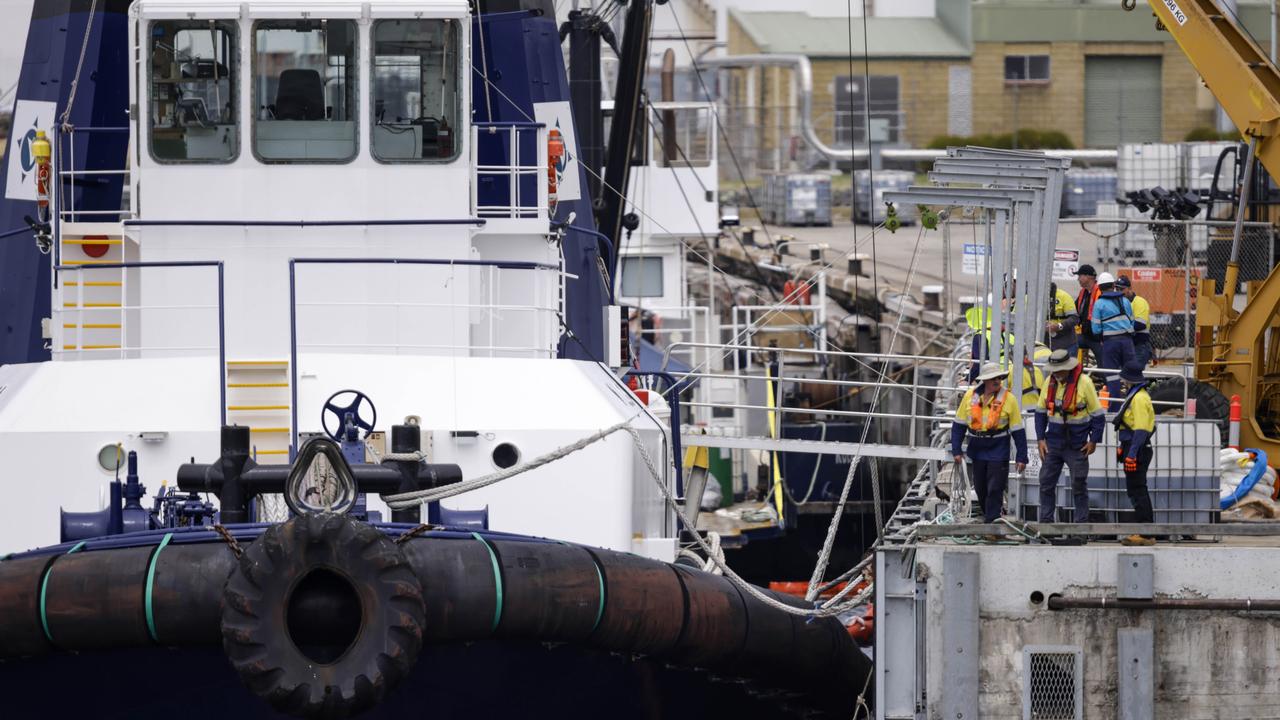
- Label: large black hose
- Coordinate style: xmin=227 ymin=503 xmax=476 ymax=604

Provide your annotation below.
xmin=0 ymin=517 xmax=872 ymax=717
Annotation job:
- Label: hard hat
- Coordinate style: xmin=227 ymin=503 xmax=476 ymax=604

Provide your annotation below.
xmin=1097 ymin=271 xmax=1116 ymax=286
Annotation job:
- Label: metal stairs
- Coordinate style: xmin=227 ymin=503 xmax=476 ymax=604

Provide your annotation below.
xmin=224 ymin=360 xmax=293 ymax=464
xmin=56 ymin=222 xmax=127 ymax=355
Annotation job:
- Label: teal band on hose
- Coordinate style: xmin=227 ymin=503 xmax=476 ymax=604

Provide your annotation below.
xmin=40 ymin=541 xmax=86 ymax=645
xmin=144 ymin=533 xmax=174 ymax=643
xmin=472 ymin=533 xmax=503 ymax=633
xmin=591 ymin=560 xmax=605 ymax=633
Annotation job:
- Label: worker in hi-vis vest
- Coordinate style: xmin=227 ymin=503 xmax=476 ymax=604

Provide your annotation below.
xmin=1090 ymin=272 xmax=1137 ymax=401
xmin=1044 ymin=282 xmax=1079 ymax=354
xmin=951 ymin=362 xmax=1029 ymax=523
xmin=1073 ymin=264 xmax=1103 ymax=365
xmin=1114 ymin=362 xmax=1156 ymax=546
xmin=1115 ymin=275 xmax=1151 ymax=368
xmin=1035 ymin=349 xmax=1105 ymax=524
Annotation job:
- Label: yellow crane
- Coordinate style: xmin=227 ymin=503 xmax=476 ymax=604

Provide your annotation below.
xmin=1126 ymin=0 xmax=1280 ymax=456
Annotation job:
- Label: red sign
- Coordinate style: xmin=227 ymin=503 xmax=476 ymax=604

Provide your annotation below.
xmin=1132 ymin=269 xmax=1162 ymax=281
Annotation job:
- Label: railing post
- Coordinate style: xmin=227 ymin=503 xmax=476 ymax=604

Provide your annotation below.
xmin=508 ymin=126 xmax=518 ymax=219
xmin=289 ymin=260 xmax=299 ymax=453
xmin=217 ymin=262 xmax=227 ymax=426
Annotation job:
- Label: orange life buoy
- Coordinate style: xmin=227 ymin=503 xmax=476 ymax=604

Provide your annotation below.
xmin=846 ymin=603 xmax=874 ymax=645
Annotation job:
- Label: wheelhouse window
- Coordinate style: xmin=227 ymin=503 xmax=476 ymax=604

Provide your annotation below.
xmin=148 ymin=21 xmax=238 ymax=162
xmin=371 ymin=19 xmax=462 ymax=162
xmin=652 ymin=105 xmax=711 ymax=168
xmin=254 ymin=19 xmax=357 ymax=162
xmin=621 ymin=256 xmax=664 ymax=297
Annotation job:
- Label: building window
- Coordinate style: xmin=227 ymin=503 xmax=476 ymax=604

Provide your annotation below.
xmin=254 ymin=19 xmax=358 ymax=163
xmin=148 ymin=21 xmax=238 ymax=163
xmin=834 ymin=75 xmax=901 ymax=145
xmin=621 ymin=256 xmax=664 ymax=297
xmin=372 ymin=19 xmax=462 ymax=162
xmin=1005 ymin=55 xmax=1051 ymax=84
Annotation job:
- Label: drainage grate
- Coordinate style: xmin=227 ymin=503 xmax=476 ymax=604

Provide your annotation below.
xmin=1023 ymin=646 xmax=1084 ymax=720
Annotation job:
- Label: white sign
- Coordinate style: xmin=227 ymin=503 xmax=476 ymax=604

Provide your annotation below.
xmin=1052 ymin=248 xmax=1080 ymax=280
xmin=962 ymin=243 xmax=987 ymax=275
xmin=532 ymin=101 xmax=582 ymax=203
xmin=1162 ymin=0 xmax=1188 ymax=26
xmin=5 ymin=100 xmax=57 ymax=201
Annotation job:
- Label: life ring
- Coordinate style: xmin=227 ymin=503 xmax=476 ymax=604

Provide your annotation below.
xmin=220 ymin=514 xmax=425 ymax=718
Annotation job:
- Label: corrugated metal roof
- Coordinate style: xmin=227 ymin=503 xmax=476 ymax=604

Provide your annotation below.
xmin=972 ymin=1 xmax=1273 ymax=44
xmin=730 ymin=10 xmax=971 ymax=59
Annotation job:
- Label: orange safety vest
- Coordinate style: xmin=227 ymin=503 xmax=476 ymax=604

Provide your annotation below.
xmin=1076 ymin=285 xmax=1101 ymax=335
xmin=1045 ymin=365 xmax=1083 ymax=417
xmin=968 ymin=388 xmax=1007 ymax=432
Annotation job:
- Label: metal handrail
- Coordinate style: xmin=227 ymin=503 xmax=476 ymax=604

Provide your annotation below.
xmin=471 ymin=122 xmax=548 ymax=220
xmin=660 ymin=340 xmax=971 ymax=371
xmin=52 ymin=260 xmax=226 ymax=424
xmin=288 ymin=257 xmax=563 ymax=449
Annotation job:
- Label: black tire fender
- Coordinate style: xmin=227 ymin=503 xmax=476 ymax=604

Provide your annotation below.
xmin=221 ymin=514 xmax=425 ymax=719
xmin=1147 ymin=378 xmax=1231 ymax=443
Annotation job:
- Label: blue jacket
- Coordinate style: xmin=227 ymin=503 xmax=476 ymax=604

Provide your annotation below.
xmin=1091 ymin=292 xmax=1134 ymax=337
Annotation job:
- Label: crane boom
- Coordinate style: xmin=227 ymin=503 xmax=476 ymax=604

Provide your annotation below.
xmin=1146 ymin=0 xmax=1280 ymax=176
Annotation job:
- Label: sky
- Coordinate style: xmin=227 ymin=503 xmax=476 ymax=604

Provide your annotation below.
xmin=1 ymin=0 xmax=33 ymax=106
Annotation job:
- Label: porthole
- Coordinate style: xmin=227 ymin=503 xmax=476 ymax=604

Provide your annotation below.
xmin=492 ymin=442 xmax=519 ymax=470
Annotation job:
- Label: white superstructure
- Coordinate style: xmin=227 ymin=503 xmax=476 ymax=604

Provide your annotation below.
xmin=0 ymin=0 xmax=673 ymax=556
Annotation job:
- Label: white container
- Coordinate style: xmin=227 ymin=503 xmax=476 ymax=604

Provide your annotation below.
xmin=1117 ymin=143 xmax=1181 ymax=194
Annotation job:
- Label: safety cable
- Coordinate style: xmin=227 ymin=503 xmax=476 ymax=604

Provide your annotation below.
xmin=59 ymin=0 xmax=101 ymax=130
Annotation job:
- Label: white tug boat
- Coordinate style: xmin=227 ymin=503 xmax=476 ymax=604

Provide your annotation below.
xmin=0 ymin=1 xmax=871 ymax=718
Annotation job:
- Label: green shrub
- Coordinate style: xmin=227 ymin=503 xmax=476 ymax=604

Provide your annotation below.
xmin=925 ymin=129 xmax=1074 ymax=150
xmin=1184 ymin=126 xmax=1239 ymax=142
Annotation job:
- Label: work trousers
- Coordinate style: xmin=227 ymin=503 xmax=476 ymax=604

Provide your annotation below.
xmin=1079 ymin=336 xmax=1104 ymax=367
xmin=1100 ymin=334 xmax=1136 ymax=399
xmin=1133 ymin=335 xmax=1152 ymax=368
xmin=1121 ymin=441 xmax=1154 ymax=523
xmin=1039 ymin=441 xmax=1092 ymax=522
xmin=967 ymin=459 xmax=1009 ymax=523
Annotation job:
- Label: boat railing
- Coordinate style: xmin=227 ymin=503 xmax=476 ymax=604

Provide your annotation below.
xmin=288 ymin=256 xmax=563 ymax=358
xmin=57 ymin=125 xmax=133 ymax=223
xmin=471 ymin=122 xmax=548 ymax=222
xmin=52 ymin=260 xmax=227 ymax=422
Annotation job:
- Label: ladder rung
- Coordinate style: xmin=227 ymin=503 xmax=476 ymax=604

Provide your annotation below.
xmin=64 ymin=281 xmax=123 ymax=287
xmin=62 ymin=239 xmax=122 ymax=245
xmin=227 ymin=405 xmax=290 ymax=411
xmin=63 ymin=344 xmax=122 ymax=350
xmin=251 ymin=427 xmax=291 ymax=433
xmin=63 ymin=323 xmax=122 ymax=329
xmin=62 ymin=302 xmax=122 ymax=308
xmin=227 ymin=383 xmax=289 ymax=388
xmin=227 ymin=360 xmax=290 ymax=366
xmin=254 ymin=449 xmax=290 ymax=456
xmin=61 ymin=260 xmax=119 ymax=266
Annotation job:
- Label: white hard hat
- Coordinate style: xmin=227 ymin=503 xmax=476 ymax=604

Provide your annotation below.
xmin=1097 ymin=271 xmax=1116 ymax=285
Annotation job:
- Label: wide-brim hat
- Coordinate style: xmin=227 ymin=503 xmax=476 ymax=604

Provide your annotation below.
xmin=974 ymin=362 xmax=1009 ymax=382
xmin=1045 ymin=349 xmax=1079 ymax=373
xmin=1120 ymin=363 xmax=1147 ymax=384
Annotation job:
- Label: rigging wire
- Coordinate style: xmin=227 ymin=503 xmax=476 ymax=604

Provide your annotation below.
xmin=465 ymin=17 xmax=944 ymax=604
xmin=665 ymin=3 xmax=779 ymax=299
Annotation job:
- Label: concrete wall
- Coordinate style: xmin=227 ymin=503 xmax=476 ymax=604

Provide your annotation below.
xmin=914 ymin=545 xmax=1280 ymax=719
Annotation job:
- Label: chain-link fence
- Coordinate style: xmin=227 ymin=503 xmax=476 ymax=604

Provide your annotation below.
xmin=1058 ymin=215 xmax=1276 ymax=360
